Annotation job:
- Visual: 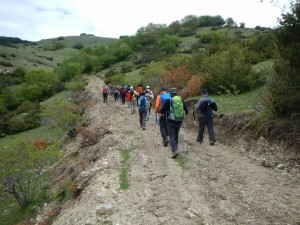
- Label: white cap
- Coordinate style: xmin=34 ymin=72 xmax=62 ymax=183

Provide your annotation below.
xmin=146 ymin=86 xmax=150 ymax=89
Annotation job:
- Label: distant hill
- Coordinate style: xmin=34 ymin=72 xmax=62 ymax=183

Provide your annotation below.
xmin=0 ymin=35 xmax=118 ymax=72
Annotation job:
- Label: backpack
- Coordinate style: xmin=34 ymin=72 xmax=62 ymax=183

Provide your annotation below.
xmin=139 ymin=96 xmax=148 ymax=110
xmin=113 ymin=89 xmax=118 ymax=94
xmin=137 ymin=86 xmax=143 ymax=94
xmin=120 ymin=88 xmax=126 ymax=95
xmin=145 ymin=90 xmax=153 ymax=101
xmin=200 ymin=100 xmax=217 ymax=117
xmin=168 ymin=96 xmax=185 ymax=122
xmin=161 ymin=92 xmax=171 ymax=106
xmin=102 ymin=87 xmax=107 ymax=94
xmin=130 ymin=90 xmax=134 ymax=98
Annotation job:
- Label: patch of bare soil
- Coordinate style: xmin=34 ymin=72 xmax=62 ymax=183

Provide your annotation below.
xmin=45 ymin=76 xmax=299 ymax=225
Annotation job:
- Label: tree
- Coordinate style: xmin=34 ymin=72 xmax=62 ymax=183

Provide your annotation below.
xmin=0 ymin=141 xmax=60 ymax=207
xmin=158 ymin=35 xmax=182 ymax=54
xmin=19 ymin=68 xmax=60 ymax=101
xmin=266 ymin=2 xmax=300 ymax=116
xmin=225 ymin=17 xmax=237 ymax=27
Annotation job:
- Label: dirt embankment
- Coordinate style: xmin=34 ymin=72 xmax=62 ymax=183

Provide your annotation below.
xmin=37 ymin=76 xmax=300 ymax=225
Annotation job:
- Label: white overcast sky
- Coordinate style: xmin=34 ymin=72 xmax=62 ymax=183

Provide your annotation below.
xmin=0 ymin=0 xmax=290 ymax=41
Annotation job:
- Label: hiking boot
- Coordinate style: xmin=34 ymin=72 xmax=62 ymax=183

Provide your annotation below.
xmin=142 ymin=127 xmax=146 ymax=130
xmin=210 ymin=139 xmax=215 ymax=146
xmin=196 ymin=138 xmax=203 ymax=143
xmin=163 ymin=138 xmax=169 ymax=146
xmin=172 ymin=150 xmax=179 ymax=159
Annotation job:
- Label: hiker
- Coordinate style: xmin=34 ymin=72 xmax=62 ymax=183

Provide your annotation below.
xmin=119 ymin=84 xmax=126 ymax=104
xmin=126 ymin=88 xmax=132 ymax=108
xmin=145 ymin=85 xmax=154 ymax=120
xmin=127 ymin=86 xmax=137 ymax=114
xmin=138 ymin=91 xmax=148 ymax=130
xmin=159 ymin=88 xmax=188 ymax=159
xmin=193 ymin=88 xmax=218 ymax=145
xmin=102 ymin=85 xmax=108 ymax=103
xmin=155 ymin=86 xmax=171 ymax=146
xmin=113 ymin=86 xmax=119 ymax=101
xmin=136 ymin=84 xmax=143 ymax=106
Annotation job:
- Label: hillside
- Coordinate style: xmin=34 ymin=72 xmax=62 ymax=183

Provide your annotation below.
xmin=35 ymin=75 xmax=300 ymax=225
xmin=0 ymin=35 xmax=118 ymax=72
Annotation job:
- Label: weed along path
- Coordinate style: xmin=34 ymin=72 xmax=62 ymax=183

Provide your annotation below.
xmin=52 ymin=75 xmax=300 ymax=225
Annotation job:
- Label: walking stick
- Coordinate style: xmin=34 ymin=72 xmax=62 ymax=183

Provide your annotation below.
xmin=192 ymin=109 xmax=197 ymax=127
xmin=182 ymin=120 xmax=187 ymax=152
xmin=155 ymin=113 xmax=160 ymax=148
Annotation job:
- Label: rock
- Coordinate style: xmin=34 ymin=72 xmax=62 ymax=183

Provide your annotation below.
xmin=96 ymin=203 xmax=113 ymax=215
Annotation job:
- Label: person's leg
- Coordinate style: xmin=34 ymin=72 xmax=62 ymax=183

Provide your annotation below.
xmin=206 ymin=117 xmax=215 ymax=143
xmin=139 ymin=108 xmax=143 ymax=127
xmin=159 ymin=116 xmax=168 ymax=146
xmin=174 ymin=122 xmax=181 ymax=147
xmin=197 ymin=115 xmax=206 ymax=142
xmin=167 ymin=122 xmax=176 ymax=152
xmin=141 ymin=109 xmax=147 ymax=129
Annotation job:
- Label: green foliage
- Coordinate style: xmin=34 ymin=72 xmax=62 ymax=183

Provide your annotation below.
xmin=175 ymin=155 xmax=186 ymax=170
xmin=65 ymin=76 xmax=85 ymax=92
xmin=266 ymin=2 xmax=300 ymax=118
xmin=41 ymin=97 xmax=84 ymax=134
xmin=119 ymin=149 xmax=132 ymax=189
xmin=202 ymin=44 xmax=264 ymax=93
xmin=55 ymin=59 xmax=83 ymax=82
xmin=1 ymin=87 xmax=20 ymax=110
xmin=105 ymin=74 xmax=125 ymax=86
xmin=54 ymin=179 xmax=77 ymax=203
xmin=72 ymin=42 xmax=84 ymax=49
xmin=19 ymin=68 xmax=60 ymax=102
xmin=0 ymin=140 xmax=60 ymax=207
xmin=7 ymin=101 xmax=40 ymax=134
xmin=158 ymin=35 xmax=182 ymax=54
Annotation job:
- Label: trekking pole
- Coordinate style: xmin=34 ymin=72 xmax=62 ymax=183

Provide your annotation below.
xmin=182 ymin=120 xmax=187 ymax=152
xmin=192 ymin=109 xmax=197 ymax=127
xmin=155 ymin=113 xmax=160 ymax=148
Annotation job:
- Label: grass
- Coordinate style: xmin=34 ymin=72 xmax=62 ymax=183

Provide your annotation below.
xmin=175 ymin=155 xmax=187 ymax=170
xmin=0 ymin=35 xmax=118 ymax=71
xmin=119 ymin=148 xmax=132 ymax=189
xmin=0 ymin=90 xmax=75 ymax=224
xmin=0 ymin=172 xmax=52 ymax=225
xmin=188 ymin=86 xmax=266 ymax=116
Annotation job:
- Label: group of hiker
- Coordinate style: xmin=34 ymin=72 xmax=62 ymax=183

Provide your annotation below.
xmin=101 ymin=84 xmax=218 ymax=159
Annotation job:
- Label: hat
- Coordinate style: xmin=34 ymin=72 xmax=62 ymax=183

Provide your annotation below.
xmin=201 ymin=88 xmax=208 ymax=94
xmin=161 ymin=86 xmax=167 ymax=91
xmin=146 ymin=86 xmax=150 ymax=89
xmin=168 ymin=88 xmax=178 ymax=94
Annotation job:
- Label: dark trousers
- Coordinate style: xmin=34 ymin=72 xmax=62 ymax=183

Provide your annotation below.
xmin=121 ymin=94 xmax=126 ymax=104
xmin=139 ymin=108 xmax=147 ymax=128
xmin=103 ymin=93 xmax=108 ymax=103
xmin=167 ymin=121 xmax=182 ymax=152
xmin=114 ymin=93 xmax=118 ymax=101
xmin=159 ymin=115 xmax=168 ymax=144
xmin=198 ymin=114 xmax=215 ymax=141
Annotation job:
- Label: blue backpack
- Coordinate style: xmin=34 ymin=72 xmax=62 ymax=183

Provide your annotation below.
xmin=139 ymin=96 xmax=148 ymax=110
xmin=161 ymin=92 xmax=171 ymax=106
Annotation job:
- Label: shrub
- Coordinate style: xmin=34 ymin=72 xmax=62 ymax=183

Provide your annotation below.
xmin=73 ymin=42 xmax=84 ymax=50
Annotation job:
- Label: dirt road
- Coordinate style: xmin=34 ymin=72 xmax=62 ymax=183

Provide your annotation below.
xmin=52 ymin=76 xmax=300 ymax=225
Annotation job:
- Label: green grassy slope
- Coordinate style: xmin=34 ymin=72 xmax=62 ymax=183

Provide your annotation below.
xmin=0 ymin=35 xmax=118 ymax=71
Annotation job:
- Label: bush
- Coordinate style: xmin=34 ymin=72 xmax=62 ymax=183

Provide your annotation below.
xmin=73 ymin=42 xmax=84 ymax=50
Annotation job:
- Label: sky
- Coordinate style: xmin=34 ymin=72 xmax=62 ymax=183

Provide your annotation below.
xmin=0 ymin=0 xmax=290 ymax=42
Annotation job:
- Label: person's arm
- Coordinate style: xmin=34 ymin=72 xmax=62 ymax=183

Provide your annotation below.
xmin=193 ymin=98 xmax=204 ymax=112
xmin=155 ymin=95 xmax=161 ymax=113
xmin=183 ymin=101 xmax=188 ymax=116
